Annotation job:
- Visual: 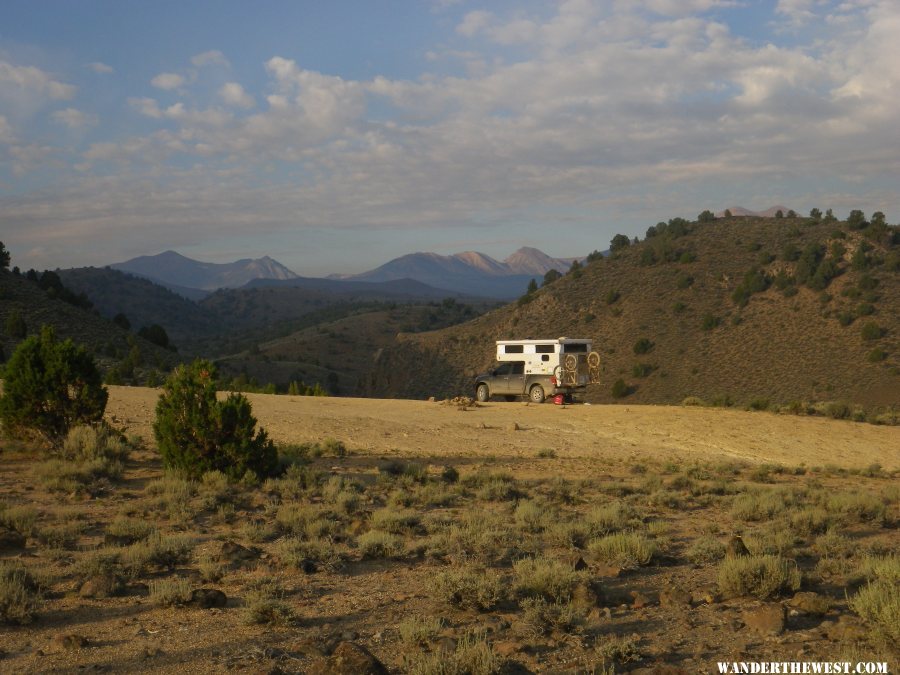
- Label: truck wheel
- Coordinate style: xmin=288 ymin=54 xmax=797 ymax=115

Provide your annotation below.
xmin=529 ymin=385 xmax=545 ymax=403
xmin=476 ymin=384 xmax=490 ymax=402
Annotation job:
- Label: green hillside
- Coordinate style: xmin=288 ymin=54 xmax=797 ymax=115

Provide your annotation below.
xmin=0 ymin=269 xmax=180 ymax=381
xmin=364 ymin=214 xmax=899 ymax=414
xmin=57 ymin=267 xmax=225 ymax=354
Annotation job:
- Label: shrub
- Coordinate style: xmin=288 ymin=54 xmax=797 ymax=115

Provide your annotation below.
xmin=153 ymin=360 xmax=277 ymax=480
xmin=849 ymin=581 xmax=900 ymax=644
xmin=717 ymin=555 xmax=800 ymax=599
xmin=701 ymin=313 xmax=721 ymax=330
xmin=611 ymin=378 xmax=629 ymax=399
xmin=632 ymin=363 xmax=655 ymax=377
xmin=0 ymin=562 xmax=42 ymax=624
xmin=0 ymin=326 xmax=107 ymax=441
xmin=686 ymin=536 xmax=726 ymax=564
xmin=867 ymin=348 xmax=887 ymax=363
xmin=748 ymin=398 xmax=770 ymax=411
xmin=399 ymin=614 xmax=445 ymax=645
xmin=633 ymin=337 xmax=654 ymax=354
xmin=242 ymin=578 xmax=295 ymax=625
xmin=404 ymin=630 xmax=500 ymax=675
xmin=148 ymin=576 xmax=192 ymax=607
xmin=513 ymin=556 xmax=585 ymax=602
xmin=587 ymin=532 xmax=657 ymax=568
xmin=63 ymin=423 xmax=129 ymax=463
xmin=585 ymin=502 xmax=639 ymax=535
xmin=860 ymin=322 xmax=884 ymax=341
xmin=357 ymin=530 xmax=404 ymax=559
xmin=432 ymin=567 xmax=506 ymax=611
xmin=520 ymin=597 xmax=586 ymax=637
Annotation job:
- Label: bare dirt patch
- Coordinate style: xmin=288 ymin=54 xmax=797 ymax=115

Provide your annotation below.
xmin=106 ymin=386 xmax=900 ymax=472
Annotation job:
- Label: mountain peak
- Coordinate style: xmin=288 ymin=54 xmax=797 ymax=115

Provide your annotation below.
xmin=111 ymin=251 xmax=298 ymax=291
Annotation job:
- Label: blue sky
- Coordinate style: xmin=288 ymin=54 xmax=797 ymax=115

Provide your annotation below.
xmin=1 ymin=0 xmax=898 ymax=275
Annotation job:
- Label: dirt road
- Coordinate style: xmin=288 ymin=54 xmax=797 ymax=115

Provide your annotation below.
xmin=106 ymin=386 xmax=899 ymax=471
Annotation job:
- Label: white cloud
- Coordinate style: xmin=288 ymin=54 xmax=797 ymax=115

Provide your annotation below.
xmin=219 ymin=82 xmax=254 ymax=108
xmin=129 ymin=97 xmax=163 ymax=118
xmin=625 ymin=0 xmax=739 ymax=15
xmin=51 ymin=107 xmax=99 ymax=129
xmin=191 ymin=50 xmax=229 ymax=67
xmin=87 ymin=61 xmax=114 ymax=74
xmin=0 ymin=60 xmax=76 ymax=107
xmin=457 ymin=10 xmax=492 ymax=36
xmin=3 ymin=1 xmax=900 ymax=272
xmin=151 ymin=72 xmax=186 ymax=90
xmin=9 ymin=143 xmax=56 ymax=176
xmin=0 ymin=115 xmax=14 ymax=143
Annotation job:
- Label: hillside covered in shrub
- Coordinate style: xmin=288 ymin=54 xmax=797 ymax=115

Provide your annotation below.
xmin=364 ymin=212 xmax=899 ymax=413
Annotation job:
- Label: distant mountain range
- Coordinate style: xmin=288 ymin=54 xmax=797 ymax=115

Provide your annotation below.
xmin=110 ymin=246 xmax=579 ymax=300
xmin=716 ymin=205 xmax=795 ymax=218
xmin=110 ymin=250 xmax=297 ymax=296
xmin=333 ymin=247 xmax=579 ymax=298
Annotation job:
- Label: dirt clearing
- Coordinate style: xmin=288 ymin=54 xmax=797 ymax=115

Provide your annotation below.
xmin=106 ymin=386 xmax=899 ymax=471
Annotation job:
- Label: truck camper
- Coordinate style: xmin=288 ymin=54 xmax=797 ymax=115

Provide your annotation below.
xmin=474 ymin=337 xmax=601 ymax=403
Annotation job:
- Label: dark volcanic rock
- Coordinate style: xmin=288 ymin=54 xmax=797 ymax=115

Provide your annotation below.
xmin=321 ymin=642 xmax=388 ymax=675
xmin=188 ymin=588 xmax=228 ymax=608
xmin=0 ymin=526 xmax=26 ymax=554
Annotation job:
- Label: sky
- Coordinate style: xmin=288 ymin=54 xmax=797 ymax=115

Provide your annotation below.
xmin=1 ymin=0 xmax=899 ymax=276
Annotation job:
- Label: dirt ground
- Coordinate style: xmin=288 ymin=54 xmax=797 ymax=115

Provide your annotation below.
xmin=1 ymin=387 xmax=897 ymax=674
xmin=107 ymin=387 xmax=900 ymax=472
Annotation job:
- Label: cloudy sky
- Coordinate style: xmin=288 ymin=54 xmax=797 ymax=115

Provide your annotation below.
xmin=1 ymin=0 xmax=898 ymax=275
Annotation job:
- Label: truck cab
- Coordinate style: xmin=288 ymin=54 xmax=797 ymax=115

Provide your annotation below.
xmin=474 ymin=337 xmax=600 ymax=403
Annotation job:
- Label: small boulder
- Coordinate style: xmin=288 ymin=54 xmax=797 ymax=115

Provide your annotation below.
xmin=567 ymin=555 xmax=589 ymax=571
xmin=593 ymin=563 xmax=623 ymax=578
xmin=572 ymin=580 xmax=603 ymax=608
xmin=659 ymin=587 xmax=692 ymax=609
xmin=187 ymin=588 xmax=227 ymax=609
xmin=79 ymin=574 xmax=123 ymax=599
xmin=787 ymin=592 xmax=830 ymax=617
xmin=630 ymin=590 xmax=651 ymax=609
xmin=54 ymin=634 xmax=89 ymax=651
xmin=726 ymin=535 xmax=750 ymax=557
xmin=824 ymin=615 xmax=867 ymax=642
xmin=743 ymin=603 xmax=786 ymax=635
xmin=322 ymin=642 xmax=388 ymax=675
xmin=493 ymin=640 xmax=524 ymax=657
xmin=220 ymin=541 xmax=259 ymax=568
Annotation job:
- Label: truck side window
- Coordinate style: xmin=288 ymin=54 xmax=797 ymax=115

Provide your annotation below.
xmin=495 ymin=363 xmax=513 ymax=375
xmin=511 ymin=361 xmax=525 ymax=375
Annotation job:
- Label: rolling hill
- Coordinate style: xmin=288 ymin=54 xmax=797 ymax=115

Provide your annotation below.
xmin=363 ymin=214 xmax=900 ymax=411
xmin=0 ymin=269 xmax=180 ymax=380
xmin=56 ymin=267 xmax=226 ymax=354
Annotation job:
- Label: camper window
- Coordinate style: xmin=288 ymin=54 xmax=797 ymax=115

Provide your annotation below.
xmin=562 ymin=344 xmax=588 ymax=353
xmin=535 ymin=344 xmax=554 ymax=353
xmin=504 ymin=345 xmax=524 ymax=353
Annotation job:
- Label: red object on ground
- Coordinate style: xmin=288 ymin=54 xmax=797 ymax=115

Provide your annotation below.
xmin=553 ymin=394 xmax=565 ymax=405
